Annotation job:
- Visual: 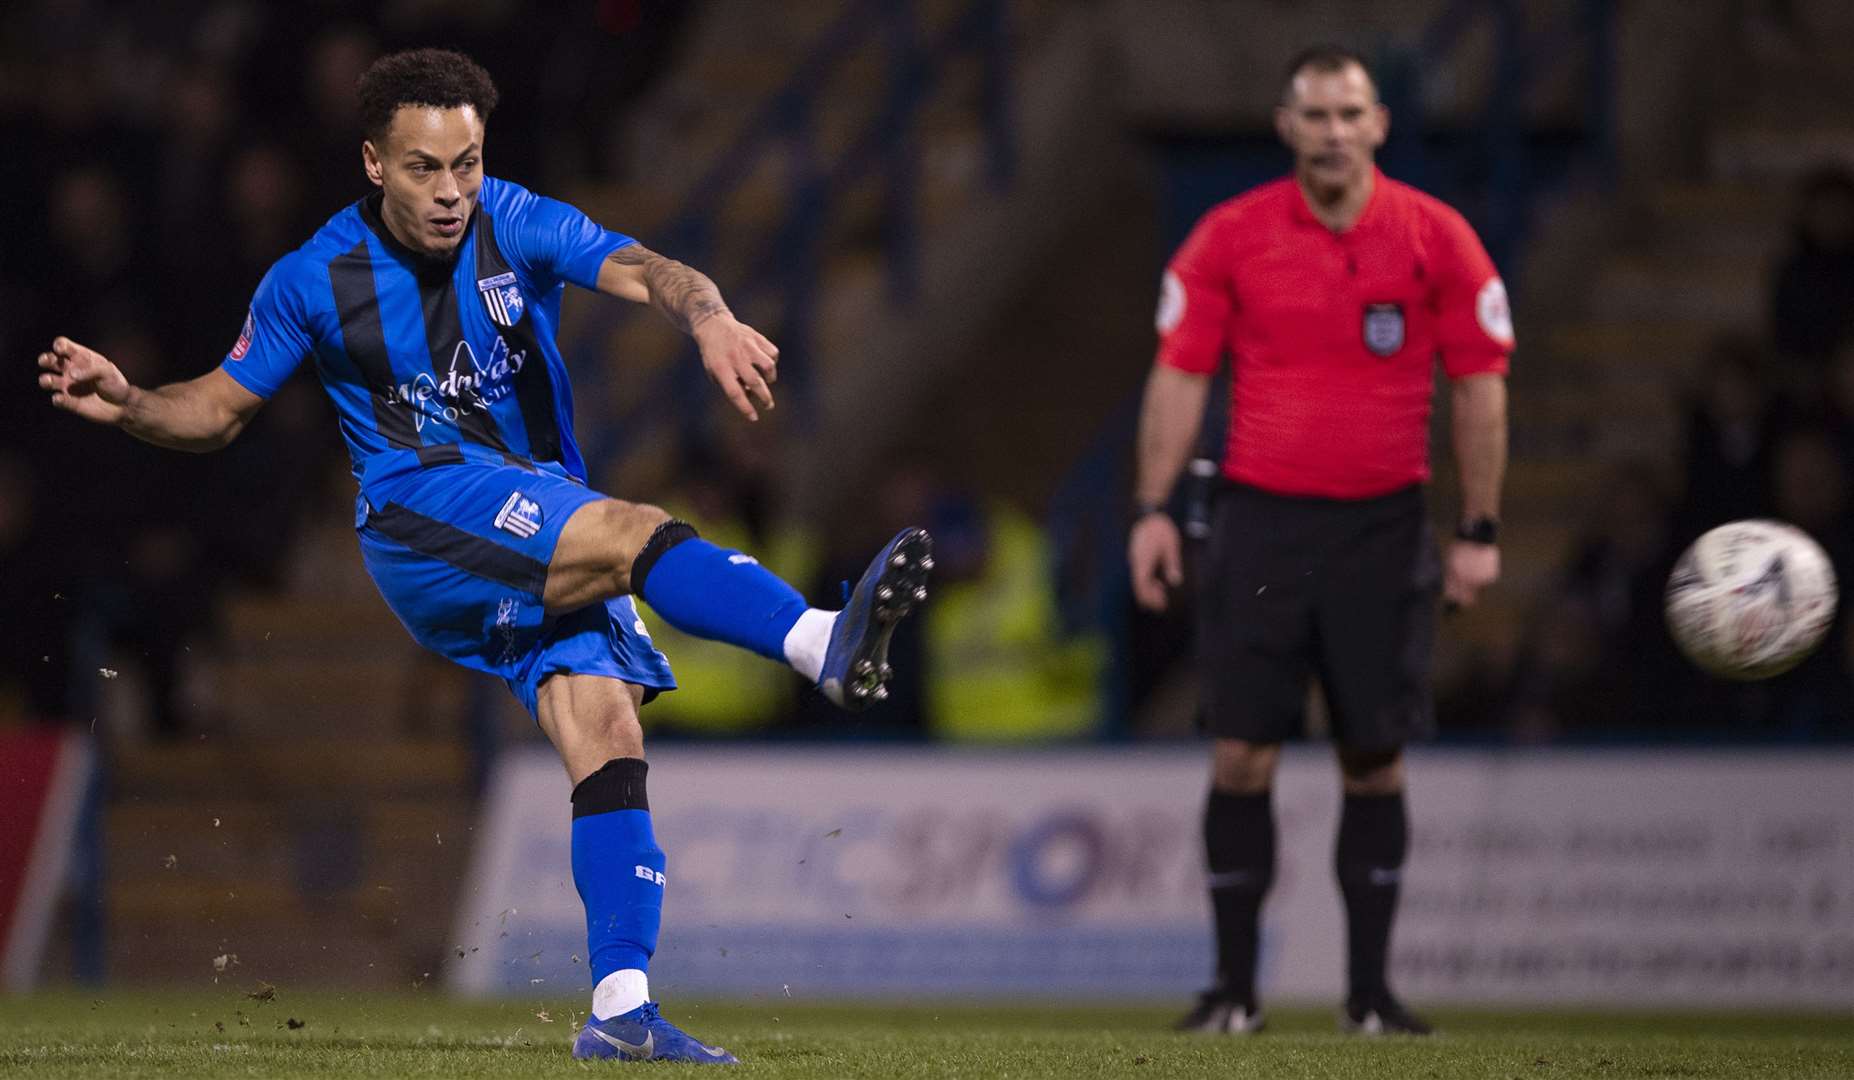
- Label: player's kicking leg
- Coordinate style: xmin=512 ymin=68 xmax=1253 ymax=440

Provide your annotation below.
xmin=535 ymin=674 xmax=739 ymax=1065
xmin=546 ymin=501 xmax=932 ymax=705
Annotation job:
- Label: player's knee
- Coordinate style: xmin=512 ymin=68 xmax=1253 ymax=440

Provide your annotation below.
xmin=1211 ymin=739 xmax=1280 ymax=793
xmin=603 ymin=500 xmax=672 ymax=555
xmin=537 ymin=674 xmax=647 ymax=776
xmin=587 ymin=500 xmax=671 ymax=590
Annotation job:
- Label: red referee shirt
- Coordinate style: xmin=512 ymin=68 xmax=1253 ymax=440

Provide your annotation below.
xmin=1156 ymin=170 xmax=1513 ymax=499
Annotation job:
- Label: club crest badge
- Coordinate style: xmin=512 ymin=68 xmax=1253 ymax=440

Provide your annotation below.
xmin=494 ymin=490 xmax=542 ymax=539
xmin=478 ymin=271 xmax=525 ymax=327
xmin=1362 ymin=302 xmax=1405 ymax=357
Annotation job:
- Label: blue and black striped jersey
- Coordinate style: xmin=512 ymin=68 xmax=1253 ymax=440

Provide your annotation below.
xmin=220 ymin=176 xmax=631 ymax=488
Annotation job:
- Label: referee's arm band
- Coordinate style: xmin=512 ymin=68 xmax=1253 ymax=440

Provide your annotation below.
xmin=1134 ymin=501 xmax=1168 ymax=520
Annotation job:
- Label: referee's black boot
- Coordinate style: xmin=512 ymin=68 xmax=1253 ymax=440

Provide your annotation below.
xmin=1174 ymin=989 xmax=1264 ymax=1035
xmin=1341 ymin=989 xmax=1432 ymax=1036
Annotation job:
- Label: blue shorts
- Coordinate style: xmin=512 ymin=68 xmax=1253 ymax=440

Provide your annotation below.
xmin=355 ymin=455 xmax=675 ymax=718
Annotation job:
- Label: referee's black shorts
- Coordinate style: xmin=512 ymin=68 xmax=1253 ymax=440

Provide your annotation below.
xmin=1196 ymin=481 xmax=1441 ymax=751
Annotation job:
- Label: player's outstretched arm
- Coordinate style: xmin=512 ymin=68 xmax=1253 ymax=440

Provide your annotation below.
xmin=38 ymin=337 xmax=265 ymax=452
xmin=595 ymin=244 xmax=779 ymax=422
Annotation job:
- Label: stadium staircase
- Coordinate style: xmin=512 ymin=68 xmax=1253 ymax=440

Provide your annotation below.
xmin=93 ymin=470 xmax=481 ymax=987
xmin=101 ymin=736 xmax=473 ymax=989
xmin=1531 ymin=2 xmax=1854 ymax=463
xmin=1479 ymin=0 xmax=1854 ymax=650
xmin=555 ymin=0 xmax=1100 ymax=524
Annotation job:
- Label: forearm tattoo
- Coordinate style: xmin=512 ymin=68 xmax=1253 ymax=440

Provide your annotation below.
xmin=608 ymin=244 xmax=729 ymax=334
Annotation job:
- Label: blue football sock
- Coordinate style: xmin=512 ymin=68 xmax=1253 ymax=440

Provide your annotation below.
xmin=632 ymin=524 xmax=808 ymax=662
xmin=570 ymin=759 xmax=663 ymax=988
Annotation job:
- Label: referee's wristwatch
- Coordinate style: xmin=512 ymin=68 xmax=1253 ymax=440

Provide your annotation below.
xmin=1133 ymin=500 xmax=1169 ymax=523
xmin=1455 ymin=515 xmax=1500 ymax=545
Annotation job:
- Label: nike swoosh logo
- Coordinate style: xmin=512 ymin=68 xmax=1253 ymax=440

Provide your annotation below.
xmin=589 ymin=1026 xmax=653 ymax=1059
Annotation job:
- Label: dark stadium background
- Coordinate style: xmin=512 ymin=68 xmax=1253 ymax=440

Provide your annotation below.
xmin=4 ymin=0 xmax=1853 ymax=1014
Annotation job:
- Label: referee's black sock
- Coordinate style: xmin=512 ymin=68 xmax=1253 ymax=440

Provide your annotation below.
xmin=1335 ymin=790 xmax=1408 ymax=1003
xmin=1205 ymin=788 xmax=1274 ymax=1005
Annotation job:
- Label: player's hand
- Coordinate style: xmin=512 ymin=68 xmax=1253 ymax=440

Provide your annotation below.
xmin=694 ymin=314 xmax=778 ymax=422
xmin=1129 ymin=512 xmax=1185 ymax=612
xmin=38 ymin=337 xmax=131 ymax=426
xmin=1444 ymin=540 xmax=1500 ymax=608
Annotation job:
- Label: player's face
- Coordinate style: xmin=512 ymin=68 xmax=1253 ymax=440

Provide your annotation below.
xmin=363 ymin=105 xmax=485 ymax=258
xmin=1276 ymin=65 xmax=1387 ymax=192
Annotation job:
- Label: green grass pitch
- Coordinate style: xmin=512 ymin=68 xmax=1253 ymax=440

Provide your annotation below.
xmin=1 ymin=991 xmax=1850 ymax=1078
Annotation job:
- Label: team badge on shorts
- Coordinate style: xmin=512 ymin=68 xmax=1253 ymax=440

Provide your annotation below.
xmin=494 ymin=490 xmax=543 ymax=539
xmin=1362 ymin=302 xmax=1405 ymax=357
xmin=478 ymin=271 xmax=526 ymax=327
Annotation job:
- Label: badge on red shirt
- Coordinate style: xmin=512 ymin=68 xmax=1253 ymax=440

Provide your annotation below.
xmin=1362 ymin=302 xmax=1405 ymax=357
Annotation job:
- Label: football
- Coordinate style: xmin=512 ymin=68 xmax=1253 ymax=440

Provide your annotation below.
xmin=1664 ymin=519 xmax=1839 ymax=680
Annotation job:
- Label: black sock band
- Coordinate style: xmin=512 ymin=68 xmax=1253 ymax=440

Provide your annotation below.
xmin=571 ymin=757 xmax=650 ymax=817
xmin=1336 ymin=790 xmax=1408 ymax=1001
xmin=1205 ymin=788 xmax=1274 ymax=1003
xmin=629 ymin=519 xmax=698 ymax=598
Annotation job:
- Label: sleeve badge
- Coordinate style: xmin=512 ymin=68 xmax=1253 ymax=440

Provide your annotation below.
xmin=1155 ymin=270 xmax=1186 ymax=335
xmin=229 ymin=309 xmax=255 ymax=361
xmin=1476 ymin=277 xmax=1514 ymax=345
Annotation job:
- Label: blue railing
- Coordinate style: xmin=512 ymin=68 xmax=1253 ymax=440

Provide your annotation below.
xmin=567 ymin=0 xmax=1015 ymax=478
xmin=1051 ymin=0 xmax=1621 ymax=737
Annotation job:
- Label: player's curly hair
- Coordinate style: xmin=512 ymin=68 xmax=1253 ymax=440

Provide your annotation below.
xmin=357 ymin=48 xmax=500 ymax=142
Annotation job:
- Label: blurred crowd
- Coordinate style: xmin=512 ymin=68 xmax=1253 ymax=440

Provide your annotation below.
xmin=1443 ymin=165 xmax=1854 ymax=743
xmin=625 ymin=420 xmax=1105 ymax=744
xmin=0 ymin=1 xmax=690 ymax=733
xmin=6 ymin=3 xmax=1852 ymax=747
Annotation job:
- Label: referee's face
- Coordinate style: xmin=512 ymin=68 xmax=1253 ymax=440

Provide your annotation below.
xmin=363 ymin=104 xmax=486 ymax=258
xmin=1276 ymin=64 xmax=1387 ymax=195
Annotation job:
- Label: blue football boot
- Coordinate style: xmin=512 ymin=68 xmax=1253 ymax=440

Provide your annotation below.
xmin=819 ymin=527 xmax=933 ymax=709
xmin=571 ymin=1002 xmax=739 ymax=1064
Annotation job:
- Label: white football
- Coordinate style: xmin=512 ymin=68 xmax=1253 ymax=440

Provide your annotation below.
xmin=1665 ymin=519 xmax=1838 ymax=680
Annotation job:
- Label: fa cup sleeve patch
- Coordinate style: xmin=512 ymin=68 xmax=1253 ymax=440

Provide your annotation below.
xmin=1155 ymin=270 xmax=1186 ymax=334
xmin=230 ymin=310 xmax=255 ymax=361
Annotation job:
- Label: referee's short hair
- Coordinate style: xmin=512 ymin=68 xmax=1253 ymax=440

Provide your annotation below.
xmin=357 ymin=48 xmax=501 ymax=143
xmin=1282 ymin=45 xmax=1377 ymax=101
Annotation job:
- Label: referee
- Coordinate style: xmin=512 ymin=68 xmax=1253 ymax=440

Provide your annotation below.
xmin=1129 ymin=46 xmax=1511 ymax=1035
